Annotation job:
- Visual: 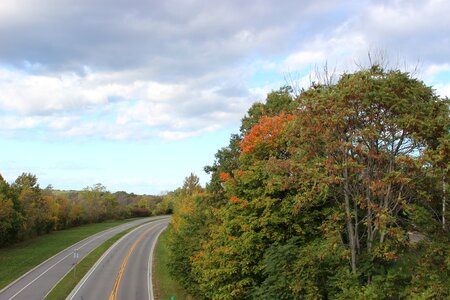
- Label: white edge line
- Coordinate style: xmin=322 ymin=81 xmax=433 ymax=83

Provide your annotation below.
xmin=148 ymin=223 xmax=168 ymax=300
xmin=8 ymin=230 xmax=114 ymax=300
xmin=42 ymin=243 xmax=100 ymax=300
xmin=0 ymin=216 xmax=166 ymax=296
xmin=43 ymin=217 xmax=169 ymax=299
xmin=6 ymin=217 xmax=168 ymax=299
xmin=66 ymin=219 xmax=169 ymax=300
xmin=0 ymin=223 xmax=120 ymax=296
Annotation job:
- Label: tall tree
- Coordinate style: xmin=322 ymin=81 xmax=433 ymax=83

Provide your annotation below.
xmin=182 ymin=173 xmax=202 ymax=196
xmin=169 ymin=66 xmax=450 ymax=299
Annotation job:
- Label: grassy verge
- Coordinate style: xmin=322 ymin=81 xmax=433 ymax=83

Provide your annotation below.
xmin=153 ymin=230 xmax=194 ymax=300
xmin=44 ymin=222 xmax=145 ymax=300
xmin=0 ymin=218 xmax=139 ymax=290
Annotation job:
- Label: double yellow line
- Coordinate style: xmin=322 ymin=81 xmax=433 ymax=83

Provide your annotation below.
xmin=108 ymin=225 xmax=155 ymax=300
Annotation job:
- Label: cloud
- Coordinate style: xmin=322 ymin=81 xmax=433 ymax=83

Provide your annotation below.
xmin=0 ymin=66 xmax=253 ymax=140
xmin=0 ymin=0 xmax=340 ymax=75
xmin=353 ymin=0 xmax=450 ymax=64
xmin=0 ymin=0 xmax=448 ymax=141
xmin=433 ymin=82 xmax=450 ymax=98
xmin=258 ymin=0 xmax=450 ymax=91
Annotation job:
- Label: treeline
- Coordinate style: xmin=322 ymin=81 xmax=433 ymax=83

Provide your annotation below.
xmin=166 ymin=66 xmax=449 ymax=299
xmin=0 ymin=173 xmax=172 ymax=247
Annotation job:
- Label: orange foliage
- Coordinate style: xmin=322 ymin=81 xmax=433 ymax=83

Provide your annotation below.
xmin=230 ymin=195 xmax=240 ymax=203
xmin=240 ymin=113 xmax=295 ymax=153
xmin=219 ymin=172 xmax=231 ymax=182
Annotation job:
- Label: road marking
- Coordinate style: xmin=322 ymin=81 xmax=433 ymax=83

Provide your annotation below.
xmin=7 ymin=229 xmax=114 ymax=300
xmin=67 ymin=219 xmax=168 ymax=300
xmin=0 ymin=223 xmax=123 ymax=297
xmin=44 ymin=217 xmax=170 ymax=299
xmin=109 ymin=225 xmax=157 ymax=300
xmin=148 ymin=224 xmax=167 ymax=300
xmin=0 ymin=216 xmax=170 ymax=299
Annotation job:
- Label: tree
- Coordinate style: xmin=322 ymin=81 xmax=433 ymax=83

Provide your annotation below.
xmin=168 ymin=65 xmax=450 ymax=298
xmin=182 ymin=173 xmax=202 ymax=196
xmin=0 ymin=175 xmax=18 ymax=246
xmin=299 ymin=66 xmax=448 ymax=275
xmin=240 ymin=86 xmax=294 ymax=134
xmin=80 ymin=183 xmax=110 ymax=222
xmin=12 ymin=173 xmax=39 ymax=191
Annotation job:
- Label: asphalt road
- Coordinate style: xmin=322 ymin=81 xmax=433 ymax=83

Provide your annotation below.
xmin=0 ymin=216 xmax=170 ymax=300
xmin=67 ymin=219 xmax=169 ymax=300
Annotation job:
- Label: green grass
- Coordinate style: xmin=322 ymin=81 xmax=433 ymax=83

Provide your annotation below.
xmin=153 ymin=230 xmax=195 ymax=300
xmin=0 ymin=218 xmax=140 ymax=290
xmin=44 ymin=223 xmax=143 ymax=300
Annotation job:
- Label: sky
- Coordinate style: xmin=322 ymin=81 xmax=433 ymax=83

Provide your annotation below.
xmin=0 ymin=0 xmax=449 ymax=194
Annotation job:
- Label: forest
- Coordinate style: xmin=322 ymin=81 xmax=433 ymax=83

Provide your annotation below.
xmin=0 ymin=173 xmax=171 ymax=247
xmin=166 ymin=66 xmax=449 ymax=299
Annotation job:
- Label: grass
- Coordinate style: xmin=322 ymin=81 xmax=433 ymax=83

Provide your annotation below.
xmin=0 ymin=218 xmax=140 ymax=290
xmin=153 ymin=230 xmax=195 ymax=300
xmin=44 ymin=223 xmax=142 ymax=300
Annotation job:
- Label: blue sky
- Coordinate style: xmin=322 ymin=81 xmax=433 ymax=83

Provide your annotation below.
xmin=0 ymin=0 xmax=449 ymax=194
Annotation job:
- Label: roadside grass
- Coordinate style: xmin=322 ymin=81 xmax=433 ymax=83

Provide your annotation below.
xmin=153 ymin=230 xmax=195 ymax=300
xmin=44 ymin=222 xmax=144 ymax=300
xmin=0 ymin=218 xmax=139 ymax=290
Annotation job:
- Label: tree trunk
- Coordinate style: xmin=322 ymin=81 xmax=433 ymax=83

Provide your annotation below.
xmin=344 ymin=159 xmax=357 ymax=274
xmin=380 ymin=159 xmax=394 ymax=244
xmin=366 ymin=187 xmax=373 ymax=252
xmin=443 ymin=175 xmax=447 ymax=230
xmin=354 ymin=198 xmax=360 ymax=254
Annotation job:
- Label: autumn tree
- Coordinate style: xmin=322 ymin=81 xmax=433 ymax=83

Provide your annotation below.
xmin=166 ymin=176 xmax=211 ymax=296
xmin=182 ymin=173 xmax=203 ymax=196
xmin=168 ymin=65 xmax=449 ymax=299
xmin=294 ymin=66 xmax=449 ymax=275
xmin=0 ymin=172 xmax=166 ymax=248
xmin=0 ymin=175 xmax=21 ymax=246
xmin=80 ymin=183 xmax=121 ymax=222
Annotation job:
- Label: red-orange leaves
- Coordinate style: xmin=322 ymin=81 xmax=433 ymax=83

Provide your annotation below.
xmin=230 ymin=195 xmax=240 ymax=203
xmin=240 ymin=113 xmax=295 ymax=154
xmin=219 ymin=172 xmax=231 ymax=182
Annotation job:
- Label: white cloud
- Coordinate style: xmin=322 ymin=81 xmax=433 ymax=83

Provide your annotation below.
xmin=434 ymin=82 xmax=450 ymax=98
xmin=0 ymin=64 xmax=258 ymax=140
xmin=0 ymin=0 xmax=449 ymax=194
xmin=0 ymin=69 xmax=105 ymax=115
xmin=423 ymin=63 xmax=450 ymax=81
xmin=0 ymin=115 xmax=43 ymax=129
xmin=0 ymin=0 xmax=449 ymax=142
xmin=364 ymin=0 xmax=450 ymax=35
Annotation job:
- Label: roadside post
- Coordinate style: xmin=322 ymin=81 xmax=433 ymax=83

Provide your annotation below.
xmin=73 ymin=249 xmax=79 ymax=277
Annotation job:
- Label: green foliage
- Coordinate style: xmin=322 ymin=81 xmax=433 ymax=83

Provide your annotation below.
xmin=204 ymin=134 xmax=242 ymax=207
xmin=165 ymin=175 xmax=209 ymax=296
xmin=167 ymin=66 xmax=449 ymax=299
xmin=153 ymin=230 xmax=195 ymax=300
xmin=168 ymin=197 xmax=210 ymax=296
xmin=240 ymin=86 xmax=294 ymax=134
xmin=0 ymin=174 xmax=168 ymax=247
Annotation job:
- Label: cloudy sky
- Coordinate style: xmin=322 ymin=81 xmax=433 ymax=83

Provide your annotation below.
xmin=0 ymin=0 xmax=449 ymax=194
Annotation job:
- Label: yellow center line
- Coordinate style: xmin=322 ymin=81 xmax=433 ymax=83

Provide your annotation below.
xmin=109 ymin=225 xmax=156 ymax=300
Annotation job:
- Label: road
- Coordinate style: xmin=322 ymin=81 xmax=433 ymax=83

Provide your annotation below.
xmin=0 ymin=216 xmax=169 ymax=300
xmin=67 ymin=219 xmax=169 ymax=300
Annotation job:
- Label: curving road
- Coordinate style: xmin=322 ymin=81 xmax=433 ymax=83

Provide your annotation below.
xmin=0 ymin=216 xmax=169 ymax=300
xmin=67 ymin=219 xmax=169 ymax=300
